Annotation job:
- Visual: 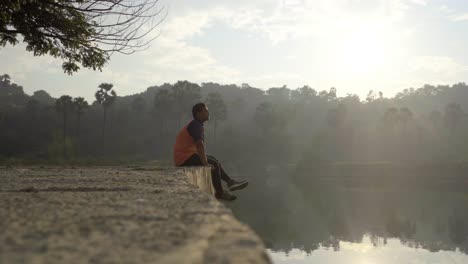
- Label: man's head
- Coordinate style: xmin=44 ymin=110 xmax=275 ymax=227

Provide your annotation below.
xmin=192 ymin=102 xmax=210 ymax=122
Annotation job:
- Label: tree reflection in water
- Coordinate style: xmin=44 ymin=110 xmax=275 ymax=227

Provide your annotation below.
xmin=227 ymin=166 xmax=468 ymax=258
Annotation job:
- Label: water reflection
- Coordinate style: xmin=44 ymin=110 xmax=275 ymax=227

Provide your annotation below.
xmin=228 ymin=166 xmax=468 ymax=263
xmin=268 ymin=237 xmax=468 ymax=264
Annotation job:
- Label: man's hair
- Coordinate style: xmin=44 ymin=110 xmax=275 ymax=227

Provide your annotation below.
xmin=192 ymin=102 xmax=206 ymax=119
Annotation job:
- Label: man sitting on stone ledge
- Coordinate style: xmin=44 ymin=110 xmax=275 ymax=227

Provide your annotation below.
xmin=173 ymin=102 xmax=248 ymax=201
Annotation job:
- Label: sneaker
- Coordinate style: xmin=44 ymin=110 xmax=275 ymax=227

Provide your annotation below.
xmin=215 ymin=192 xmax=237 ymax=201
xmin=228 ymin=180 xmax=249 ymax=192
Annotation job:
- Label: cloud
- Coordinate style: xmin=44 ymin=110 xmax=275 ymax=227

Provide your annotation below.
xmin=0 ymin=0 xmax=455 ymax=101
xmin=158 ymin=8 xmax=228 ymax=41
xmin=410 ymin=0 xmax=427 ymax=5
xmin=214 ymin=0 xmax=424 ymax=44
xmin=0 ymin=43 xmax=62 ymax=78
xmin=451 ymin=13 xmax=468 ymax=21
xmin=127 ymin=0 xmax=425 ymax=94
xmin=137 ymin=8 xmax=241 ymax=85
xmin=0 ymin=5 xmax=242 ymax=99
xmin=407 ymin=56 xmax=468 ymax=74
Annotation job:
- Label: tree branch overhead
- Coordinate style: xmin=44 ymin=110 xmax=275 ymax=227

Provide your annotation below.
xmin=0 ymin=0 xmax=167 ymax=74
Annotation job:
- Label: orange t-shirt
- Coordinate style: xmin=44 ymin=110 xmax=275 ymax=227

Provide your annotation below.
xmin=173 ymin=120 xmax=203 ymax=166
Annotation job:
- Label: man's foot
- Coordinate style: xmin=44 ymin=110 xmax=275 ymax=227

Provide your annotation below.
xmin=215 ymin=192 xmax=237 ymax=201
xmin=228 ymin=180 xmax=249 ymax=192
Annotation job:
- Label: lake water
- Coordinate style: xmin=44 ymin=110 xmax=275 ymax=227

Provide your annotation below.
xmin=227 ymin=166 xmax=468 ymax=264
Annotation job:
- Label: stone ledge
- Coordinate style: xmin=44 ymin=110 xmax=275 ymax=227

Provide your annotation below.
xmin=0 ymin=166 xmax=270 ymax=264
xmin=181 ymin=166 xmax=215 ymax=195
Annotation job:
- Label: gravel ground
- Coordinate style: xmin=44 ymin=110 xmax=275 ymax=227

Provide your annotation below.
xmin=0 ymin=166 xmax=270 ymax=264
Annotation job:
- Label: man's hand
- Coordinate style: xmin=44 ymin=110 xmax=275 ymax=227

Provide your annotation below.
xmin=196 ymin=139 xmax=212 ymax=168
xmin=201 ymin=157 xmax=214 ymax=169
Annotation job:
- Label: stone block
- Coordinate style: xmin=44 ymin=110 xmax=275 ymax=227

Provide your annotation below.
xmin=182 ymin=167 xmax=215 ymax=195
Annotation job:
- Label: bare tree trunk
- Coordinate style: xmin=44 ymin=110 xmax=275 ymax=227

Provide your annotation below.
xmin=214 ymin=117 xmax=217 ymax=145
xmin=160 ymin=118 xmax=164 ymax=138
xmin=160 ymin=118 xmax=165 ymax=146
xmin=102 ymin=107 xmax=107 ymax=154
xmin=76 ymin=113 xmax=81 ymax=155
xmin=76 ymin=114 xmax=81 ymax=138
xmin=63 ymin=111 xmax=67 ymax=158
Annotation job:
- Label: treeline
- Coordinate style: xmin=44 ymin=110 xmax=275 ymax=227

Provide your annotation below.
xmin=1 ymin=73 xmax=467 ymax=165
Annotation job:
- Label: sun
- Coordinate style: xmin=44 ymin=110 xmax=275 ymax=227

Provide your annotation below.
xmin=342 ymin=28 xmax=386 ymax=72
xmin=333 ymin=22 xmax=395 ymax=75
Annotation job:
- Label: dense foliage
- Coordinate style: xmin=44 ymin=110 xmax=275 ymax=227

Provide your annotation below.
xmin=0 ymin=1 xmax=164 ymax=74
xmin=1 ymin=73 xmax=467 ymax=165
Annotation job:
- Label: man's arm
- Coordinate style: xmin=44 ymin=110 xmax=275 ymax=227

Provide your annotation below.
xmin=195 ymin=139 xmax=209 ymax=166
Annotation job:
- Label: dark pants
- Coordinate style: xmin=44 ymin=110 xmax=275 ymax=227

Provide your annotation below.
xmin=180 ymin=154 xmax=233 ymax=194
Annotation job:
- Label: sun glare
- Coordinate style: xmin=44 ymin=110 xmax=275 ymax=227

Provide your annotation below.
xmin=331 ymin=22 xmax=397 ymax=76
xmin=342 ymin=28 xmax=386 ymax=72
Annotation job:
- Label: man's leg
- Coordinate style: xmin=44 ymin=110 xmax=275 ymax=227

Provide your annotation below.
xmin=206 ymin=157 xmax=237 ymax=200
xmin=206 ymin=158 xmax=224 ymax=196
xmin=207 ymin=155 xmax=248 ymax=191
xmin=180 ymin=154 xmax=203 ymax=166
xmin=207 ymin=155 xmax=233 ymax=184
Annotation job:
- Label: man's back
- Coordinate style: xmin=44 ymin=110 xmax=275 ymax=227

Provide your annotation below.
xmin=173 ymin=119 xmax=204 ymax=166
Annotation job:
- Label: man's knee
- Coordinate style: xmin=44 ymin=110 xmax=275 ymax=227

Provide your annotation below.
xmin=208 ymin=159 xmax=220 ymax=169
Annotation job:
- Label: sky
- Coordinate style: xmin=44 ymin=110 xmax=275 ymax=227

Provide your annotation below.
xmin=2 ymin=0 xmax=468 ymax=101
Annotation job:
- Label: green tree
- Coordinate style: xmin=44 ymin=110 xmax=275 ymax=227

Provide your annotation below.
xmin=131 ymin=96 xmax=147 ymax=145
xmin=0 ymin=73 xmax=28 ymax=107
xmin=0 ymin=74 xmax=10 ymax=84
xmin=132 ymin=97 xmax=147 ymax=114
xmin=429 ymin=110 xmax=442 ymax=128
xmin=328 ymin=87 xmax=338 ymax=101
xmin=206 ymin=92 xmax=227 ymax=144
xmin=327 ymin=104 xmax=347 ymax=128
xmin=73 ymin=97 xmax=89 ymax=137
xmin=399 ymin=107 xmax=413 ymax=128
xmin=55 ymin=95 xmax=73 ymax=157
xmin=95 ymin=83 xmax=117 ymax=151
xmin=254 ymin=102 xmax=275 ymax=132
xmin=172 ymin=81 xmax=201 ymax=126
xmin=26 ymin=99 xmax=40 ymax=114
xmin=383 ymin=107 xmax=399 ymax=129
xmin=153 ymin=88 xmax=172 ymax=137
xmin=444 ymin=103 xmax=464 ymax=131
xmin=318 ymin=87 xmax=337 ymax=101
xmin=267 ymin=85 xmax=291 ymax=102
xmin=366 ymin=90 xmax=378 ymax=103
xmin=0 ymin=1 xmax=166 ymax=74
xmin=32 ymin=90 xmax=55 ymax=105
xmin=291 ymin=85 xmax=317 ymax=102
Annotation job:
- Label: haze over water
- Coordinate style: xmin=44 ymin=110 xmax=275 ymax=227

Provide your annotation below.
xmin=228 ymin=166 xmax=468 ymax=264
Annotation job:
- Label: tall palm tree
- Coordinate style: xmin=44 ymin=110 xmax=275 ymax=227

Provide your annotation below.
xmin=95 ymin=83 xmax=117 ymax=151
xmin=55 ymin=95 xmax=73 ymax=157
xmin=0 ymin=74 xmax=11 ymax=84
xmin=72 ymin=97 xmax=88 ymax=137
